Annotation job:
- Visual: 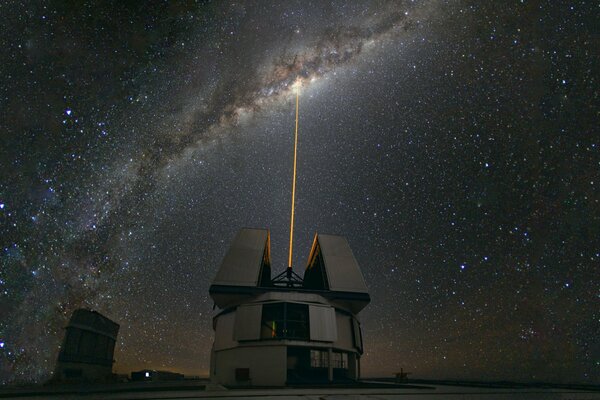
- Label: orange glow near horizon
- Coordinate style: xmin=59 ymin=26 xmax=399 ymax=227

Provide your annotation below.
xmin=288 ymin=92 xmax=299 ymax=269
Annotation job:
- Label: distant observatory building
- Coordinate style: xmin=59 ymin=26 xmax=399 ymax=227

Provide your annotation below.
xmin=209 ymin=228 xmax=370 ymax=386
xmin=54 ymin=309 xmax=119 ymax=382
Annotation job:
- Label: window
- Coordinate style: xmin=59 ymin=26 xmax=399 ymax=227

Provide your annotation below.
xmin=261 ymin=303 xmax=284 ymax=338
xmin=310 ymin=350 xmax=348 ymax=369
xmin=287 ymin=303 xmax=309 ymax=339
xmin=331 ymin=352 xmax=348 ymax=369
xmin=261 ymin=303 xmax=309 ymax=340
xmin=310 ymin=349 xmax=328 ymax=368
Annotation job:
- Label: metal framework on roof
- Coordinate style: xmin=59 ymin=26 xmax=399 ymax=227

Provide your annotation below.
xmin=209 ymin=228 xmax=370 ymax=312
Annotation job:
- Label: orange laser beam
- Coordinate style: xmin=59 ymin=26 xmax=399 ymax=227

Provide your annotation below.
xmin=288 ymin=92 xmax=299 ymax=269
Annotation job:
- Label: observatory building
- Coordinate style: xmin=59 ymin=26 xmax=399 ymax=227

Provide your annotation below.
xmin=209 ymin=228 xmax=370 ymax=386
xmin=54 ymin=309 xmax=119 ymax=382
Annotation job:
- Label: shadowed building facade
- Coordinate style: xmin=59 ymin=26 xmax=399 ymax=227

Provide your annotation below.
xmin=54 ymin=309 xmax=119 ymax=382
xmin=209 ymin=228 xmax=370 ymax=386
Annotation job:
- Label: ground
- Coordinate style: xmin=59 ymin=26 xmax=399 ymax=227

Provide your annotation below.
xmin=0 ymin=380 xmax=598 ymax=400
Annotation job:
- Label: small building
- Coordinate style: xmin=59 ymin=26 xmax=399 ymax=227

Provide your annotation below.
xmin=54 ymin=309 xmax=119 ymax=382
xmin=209 ymin=228 xmax=370 ymax=386
xmin=131 ymin=369 xmax=184 ymax=381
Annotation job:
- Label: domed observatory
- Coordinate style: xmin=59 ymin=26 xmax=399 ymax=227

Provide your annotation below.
xmin=54 ymin=309 xmax=119 ymax=382
xmin=209 ymin=228 xmax=370 ymax=386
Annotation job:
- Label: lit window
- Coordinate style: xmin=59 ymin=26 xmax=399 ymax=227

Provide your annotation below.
xmin=261 ymin=303 xmax=309 ymax=340
xmin=310 ymin=349 xmax=328 ymax=368
xmin=310 ymin=350 xmax=348 ymax=369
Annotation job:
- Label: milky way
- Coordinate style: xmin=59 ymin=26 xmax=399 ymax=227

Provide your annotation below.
xmin=0 ymin=0 xmax=597 ymax=384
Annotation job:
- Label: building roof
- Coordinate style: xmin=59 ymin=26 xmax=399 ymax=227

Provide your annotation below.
xmin=304 ymin=233 xmax=369 ymax=294
xmin=67 ymin=309 xmax=119 ymax=339
xmin=210 ymin=229 xmax=370 ymax=313
xmin=212 ymin=228 xmax=271 ymax=287
xmin=302 ymin=233 xmax=370 ymax=313
xmin=210 ymin=228 xmax=272 ymax=308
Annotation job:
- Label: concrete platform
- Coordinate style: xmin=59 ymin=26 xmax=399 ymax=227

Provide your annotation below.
xmin=0 ymin=381 xmax=598 ymax=399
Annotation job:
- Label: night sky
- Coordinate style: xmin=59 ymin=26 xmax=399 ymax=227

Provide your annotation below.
xmin=1 ymin=0 xmax=598 ymax=385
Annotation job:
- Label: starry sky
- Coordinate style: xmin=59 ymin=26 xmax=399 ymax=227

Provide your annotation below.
xmin=1 ymin=0 xmax=598 ymax=385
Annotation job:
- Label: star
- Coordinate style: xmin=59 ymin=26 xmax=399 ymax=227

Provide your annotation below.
xmin=0 ymin=0 xmax=596 ymax=386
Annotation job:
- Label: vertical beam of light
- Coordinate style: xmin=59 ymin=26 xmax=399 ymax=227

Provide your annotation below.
xmin=288 ymin=92 xmax=299 ymax=269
